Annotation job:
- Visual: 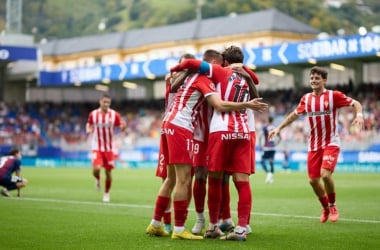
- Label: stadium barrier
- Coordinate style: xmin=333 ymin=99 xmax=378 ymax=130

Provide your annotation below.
xmin=1 ymin=145 xmax=379 ymax=172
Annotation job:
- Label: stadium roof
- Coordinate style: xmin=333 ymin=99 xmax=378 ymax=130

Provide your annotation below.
xmin=39 ymin=8 xmax=319 ymax=56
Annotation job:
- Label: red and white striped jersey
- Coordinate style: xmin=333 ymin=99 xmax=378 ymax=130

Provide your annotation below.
xmin=208 ymin=67 xmax=251 ymax=133
xmin=163 ymin=73 xmax=217 ymax=132
xmin=193 ymin=101 xmax=212 ymax=142
xmin=87 ymin=108 xmax=124 ymax=152
xmin=247 ymin=109 xmax=256 ymax=132
xmin=295 ymin=89 xmax=354 ymax=151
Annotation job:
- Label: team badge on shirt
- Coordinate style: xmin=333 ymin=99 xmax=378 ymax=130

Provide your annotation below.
xmin=209 ymin=82 xmax=216 ymax=90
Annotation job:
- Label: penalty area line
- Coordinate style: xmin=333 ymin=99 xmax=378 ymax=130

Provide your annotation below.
xmin=6 ymin=197 xmax=380 ymax=224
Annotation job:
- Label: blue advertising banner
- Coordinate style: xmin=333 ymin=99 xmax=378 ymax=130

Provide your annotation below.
xmin=242 ymin=33 xmax=380 ymax=66
xmin=39 ymin=33 xmax=380 ymax=86
xmin=0 ymin=45 xmax=38 ymax=61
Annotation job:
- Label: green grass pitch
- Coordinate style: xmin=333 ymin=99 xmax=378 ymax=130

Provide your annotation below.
xmin=0 ymin=167 xmax=379 ymax=249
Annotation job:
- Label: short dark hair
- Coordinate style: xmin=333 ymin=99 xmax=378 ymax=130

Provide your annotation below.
xmin=202 ymin=49 xmax=223 ymax=63
xmin=9 ymin=147 xmax=20 ymax=156
xmin=101 ymin=93 xmax=111 ymax=99
xmin=310 ymin=66 xmax=328 ymax=79
xmin=222 ymin=45 xmax=244 ymax=64
xmin=179 ymin=53 xmax=195 ymax=63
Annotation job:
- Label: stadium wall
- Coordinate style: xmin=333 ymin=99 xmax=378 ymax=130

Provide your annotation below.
xmin=1 ymin=145 xmax=378 ymax=173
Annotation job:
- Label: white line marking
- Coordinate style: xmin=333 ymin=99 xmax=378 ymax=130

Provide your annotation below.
xmin=5 ymin=197 xmax=380 ymax=224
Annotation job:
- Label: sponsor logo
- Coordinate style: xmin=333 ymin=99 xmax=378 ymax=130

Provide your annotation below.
xmin=221 ymin=132 xmax=250 ymax=140
xmin=160 ymin=128 xmax=175 ymax=135
xmin=308 ymin=110 xmax=331 ymax=116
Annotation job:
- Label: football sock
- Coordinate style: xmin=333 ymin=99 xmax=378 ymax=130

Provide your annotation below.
xmin=163 ymin=207 xmax=171 ymax=225
xmin=220 ymin=183 xmax=231 ymax=220
xmin=270 ymin=161 xmax=274 ymax=173
xmin=196 ymin=212 xmax=205 ymax=221
xmin=193 ymin=180 xmax=206 ymax=213
xmin=319 ymin=195 xmax=329 ymax=208
xmin=207 ymin=176 xmax=222 ymax=224
xmin=153 ymin=196 xmax=171 ymax=222
xmin=173 ymin=200 xmax=189 ymax=227
xmin=105 ymin=180 xmax=111 ymax=193
xmin=261 ymin=160 xmax=268 ymax=172
xmin=328 ymin=192 xmax=336 ymax=206
xmin=234 ymin=181 xmax=252 ymax=227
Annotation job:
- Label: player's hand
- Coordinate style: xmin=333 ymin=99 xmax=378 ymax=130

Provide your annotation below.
xmin=247 ymin=98 xmax=268 ymax=113
xmin=268 ymin=128 xmax=280 ymax=140
xmin=352 ymin=115 xmax=364 ymax=131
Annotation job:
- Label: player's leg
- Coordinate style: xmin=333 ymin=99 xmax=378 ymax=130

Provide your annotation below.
xmin=162 ymin=178 xmax=172 ymax=233
xmin=147 ymin=165 xmax=175 ymax=237
xmin=222 ymin=142 xmax=252 ymax=241
xmin=262 ymin=152 xmax=272 ymax=183
xmin=102 ymin=168 xmax=112 ymax=202
xmin=222 ymin=172 xmax=251 ymax=241
xmin=268 ymin=153 xmax=275 ymax=183
xmin=1 ymin=176 xmax=27 ymax=197
xmin=307 ymin=150 xmax=330 ymax=222
xmin=15 ymin=177 xmax=28 ymax=197
xmin=204 ymin=170 xmax=224 ymax=238
xmin=171 ymin=163 xmax=203 ymax=240
xmin=0 ymin=179 xmax=12 ymax=197
xmin=102 ymin=151 xmax=116 ymax=202
xmin=321 ymin=146 xmax=340 ymax=222
xmin=91 ymin=150 xmax=102 ymax=191
xmin=218 ymin=173 xmax=234 ymax=232
xmin=191 ymin=166 xmax=207 ymax=234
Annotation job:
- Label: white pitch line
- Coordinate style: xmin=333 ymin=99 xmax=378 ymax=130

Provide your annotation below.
xmin=5 ymin=197 xmax=380 ymax=224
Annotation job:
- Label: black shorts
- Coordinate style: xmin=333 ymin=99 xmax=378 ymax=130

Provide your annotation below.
xmin=0 ymin=176 xmax=24 ymax=190
xmin=262 ymin=150 xmax=275 ymax=160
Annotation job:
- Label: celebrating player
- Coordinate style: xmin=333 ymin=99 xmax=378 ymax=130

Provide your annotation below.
xmin=146 ymin=49 xmax=267 ymax=240
xmin=155 ymin=53 xmax=196 ymax=234
xmin=269 ymin=66 xmax=364 ymax=223
xmin=171 ymin=46 xmax=267 ymax=241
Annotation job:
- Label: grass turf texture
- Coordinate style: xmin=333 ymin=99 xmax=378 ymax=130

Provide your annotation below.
xmin=0 ymin=168 xmax=379 ymax=250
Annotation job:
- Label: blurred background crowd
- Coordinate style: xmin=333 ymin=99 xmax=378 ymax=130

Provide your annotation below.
xmin=1 ymin=82 xmax=379 ymax=153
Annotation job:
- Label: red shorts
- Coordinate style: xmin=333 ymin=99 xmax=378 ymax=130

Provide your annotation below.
xmin=307 ymin=145 xmax=340 ymax=179
xmin=161 ymin=122 xmax=193 ymax=165
xmin=207 ymin=131 xmax=252 ymax=175
xmin=155 ymin=136 xmax=167 ymax=179
xmin=193 ymin=139 xmax=208 ymax=167
xmin=250 ymin=132 xmax=256 ymax=174
xmin=91 ymin=150 xmax=115 ymax=170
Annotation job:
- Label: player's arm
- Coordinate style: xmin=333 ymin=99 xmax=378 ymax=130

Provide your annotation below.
xmin=206 ymin=94 xmax=268 ymax=113
xmin=170 ymin=59 xmax=224 ymax=81
xmin=170 ymin=59 xmax=203 ymax=73
xmin=85 ymin=122 xmax=93 ymax=134
xmin=269 ymin=111 xmax=299 ymax=140
xmin=119 ymin=120 xmax=127 ymax=132
xmin=351 ymin=99 xmax=364 ymax=130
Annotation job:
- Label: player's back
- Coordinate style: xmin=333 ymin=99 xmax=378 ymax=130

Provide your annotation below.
xmin=0 ymin=156 xmax=20 ymax=178
xmin=209 ymin=71 xmax=251 ymax=133
xmin=163 ymin=73 xmax=215 ymax=132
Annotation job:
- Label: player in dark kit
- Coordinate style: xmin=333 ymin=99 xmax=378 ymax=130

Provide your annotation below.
xmin=0 ymin=148 xmax=28 ymax=197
